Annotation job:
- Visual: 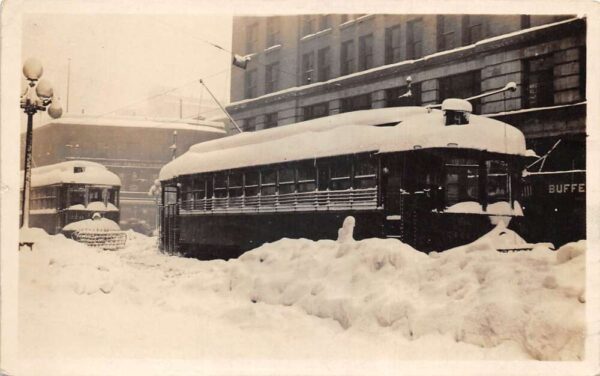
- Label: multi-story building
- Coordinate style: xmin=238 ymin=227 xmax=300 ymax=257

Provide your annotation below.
xmin=226 ymin=14 xmax=586 ymax=171
xmin=21 ymin=116 xmax=226 ymax=233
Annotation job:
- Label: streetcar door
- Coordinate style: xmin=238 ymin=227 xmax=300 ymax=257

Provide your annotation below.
xmin=162 ymin=185 xmax=180 ymax=253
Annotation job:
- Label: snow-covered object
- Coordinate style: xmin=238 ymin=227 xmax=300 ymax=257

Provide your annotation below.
xmin=62 ymin=215 xmax=121 ymax=232
xmin=442 ymin=98 xmax=472 ymax=112
xmin=336 ymin=216 xmax=355 ymax=243
xmin=444 ymin=201 xmax=524 ymax=216
xmin=21 ymin=160 xmax=121 ymax=188
xmin=160 ymin=108 xmax=527 ymax=180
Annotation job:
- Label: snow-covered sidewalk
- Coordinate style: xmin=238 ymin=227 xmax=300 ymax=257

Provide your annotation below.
xmin=18 ymin=225 xmax=586 ymax=375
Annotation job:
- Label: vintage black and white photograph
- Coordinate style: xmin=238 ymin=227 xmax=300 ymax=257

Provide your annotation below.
xmin=1 ymin=1 xmax=598 ymax=375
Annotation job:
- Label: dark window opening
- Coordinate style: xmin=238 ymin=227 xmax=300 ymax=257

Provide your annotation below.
xmin=340 ymin=94 xmax=371 ymax=113
xmin=358 ymin=34 xmax=374 ymax=71
xmin=354 ymin=157 xmax=377 ymax=189
xmin=244 ymin=117 xmax=256 ymax=132
xmin=439 ymin=70 xmax=482 ymax=114
xmin=462 ymin=15 xmax=484 ymax=45
xmin=265 ymin=62 xmax=279 ymax=93
xmin=317 ymin=47 xmax=331 ymax=82
xmin=266 ymin=17 xmax=280 ymax=46
xmin=340 ymin=40 xmax=355 ymax=76
xmin=303 ymin=102 xmax=329 ymax=121
xmin=437 ymin=15 xmax=458 ymax=51
xmin=260 ymin=168 xmax=277 ymax=196
xmin=246 ymin=23 xmax=258 ymax=53
xmin=385 ymin=25 xmax=402 ymax=64
xmin=244 ymin=171 xmax=260 ymax=197
xmin=302 ymin=52 xmax=315 ymax=85
xmin=303 ymin=15 xmax=316 ymax=35
xmin=445 ymin=158 xmax=479 ymax=206
xmin=524 ymin=55 xmax=554 ymax=108
xmin=329 ymin=158 xmax=352 ymax=191
xmin=264 ymin=112 xmax=278 ymax=129
xmin=244 ymin=69 xmax=257 ymax=99
xmin=278 ymin=168 xmax=295 ymax=195
xmin=406 ymin=18 xmax=423 ymax=59
xmin=486 ymin=160 xmax=509 ymax=203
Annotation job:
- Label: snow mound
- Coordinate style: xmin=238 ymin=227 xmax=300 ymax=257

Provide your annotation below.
xmin=224 ymin=223 xmax=585 ymax=360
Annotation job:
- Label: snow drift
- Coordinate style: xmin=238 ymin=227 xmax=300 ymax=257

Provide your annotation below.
xmin=18 ymin=222 xmax=585 ymax=375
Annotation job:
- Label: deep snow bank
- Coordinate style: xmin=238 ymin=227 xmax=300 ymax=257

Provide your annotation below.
xmin=227 ymin=224 xmax=585 ymax=360
xmin=19 ymin=224 xmax=585 ymax=365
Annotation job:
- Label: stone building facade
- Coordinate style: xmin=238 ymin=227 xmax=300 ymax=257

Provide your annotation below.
xmin=226 ymin=15 xmax=586 ymax=170
xmin=21 ymin=117 xmax=226 ymax=233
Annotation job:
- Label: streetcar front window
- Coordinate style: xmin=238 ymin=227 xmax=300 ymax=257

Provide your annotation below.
xmin=88 ymin=187 xmax=103 ymax=204
xmin=445 ymin=158 xmax=479 ymax=206
xmin=68 ymin=187 xmax=86 ymax=207
xmin=107 ymin=189 xmax=118 ymax=205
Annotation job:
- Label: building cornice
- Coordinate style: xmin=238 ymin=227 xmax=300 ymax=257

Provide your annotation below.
xmin=226 ymin=17 xmax=585 ymax=114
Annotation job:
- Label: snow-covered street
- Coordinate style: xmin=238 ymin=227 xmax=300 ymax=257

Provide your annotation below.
xmin=17 ymin=224 xmax=585 ymax=375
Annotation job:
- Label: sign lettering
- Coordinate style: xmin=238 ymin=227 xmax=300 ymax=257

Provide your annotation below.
xmin=548 ymin=183 xmax=585 ymax=194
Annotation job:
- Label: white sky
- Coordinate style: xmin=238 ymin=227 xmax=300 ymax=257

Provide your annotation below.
xmin=22 ymin=13 xmax=233 ymax=120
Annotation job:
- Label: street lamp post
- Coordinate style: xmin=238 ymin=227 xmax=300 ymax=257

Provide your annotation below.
xmin=20 ymin=58 xmax=62 ymax=229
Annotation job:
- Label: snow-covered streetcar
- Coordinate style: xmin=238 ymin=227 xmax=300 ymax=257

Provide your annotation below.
xmin=21 ymin=161 xmax=121 ymax=235
xmin=158 ymin=99 xmax=534 ymax=259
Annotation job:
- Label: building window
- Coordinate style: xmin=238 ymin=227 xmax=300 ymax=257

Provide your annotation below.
xmin=439 ymin=71 xmax=482 ymax=113
xmin=246 ymin=23 xmax=258 ymax=53
xmin=303 ymin=102 xmax=329 ymax=121
xmin=385 ymin=83 xmax=422 ymax=107
xmin=303 ymin=15 xmax=316 ymax=35
xmin=462 ymin=15 xmax=484 ymax=45
xmin=406 ymin=18 xmax=423 ymax=59
xmin=264 ymin=112 xmax=278 ymax=129
xmin=317 ymin=47 xmax=331 ymax=82
xmin=340 ymin=40 xmax=355 ymax=76
xmin=521 ymin=15 xmax=531 ymax=29
xmin=266 ymin=17 xmax=281 ymax=46
xmin=340 ymin=14 xmax=350 ymax=24
xmin=302 ymin=52 xmax=315 ymax=85
xmin=244 ymin=117 xmax=256 ymax=131
xmin=524 ymin=55 xmax=554 ymax=108
xmin=437 ymin=15 xmax=459 ymax=51
xmin=265 ymin=62 xmax=279 ymax=93
xmin=340 ymin=94 xmax=372 ymax=113
xmin=244 ymin=69 xmax=257 ymax=99
xmin=358 ymin=34 xmax=374 ymax=71
xmin=385 ymin=25 xmax=402 ymax=64
xmin=319 ymin=15 xmax=331 ymax=30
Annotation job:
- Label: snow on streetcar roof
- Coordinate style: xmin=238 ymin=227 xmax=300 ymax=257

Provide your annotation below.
xmin=159 ymin=107 xmax=527 ymax=181
xmin=21 ymin=160 xmax=121 ymax=188
xmin=34 ymin=115 xmax=226 ymax=134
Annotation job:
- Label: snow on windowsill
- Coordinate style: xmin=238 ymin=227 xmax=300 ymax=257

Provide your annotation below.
xmin=300 ymin=28 xmax=333 ymax=42
xmin=339 ymin=19 xmax=356 ymax=29
xmin=264 ymin=44 xmax=282 ymax=53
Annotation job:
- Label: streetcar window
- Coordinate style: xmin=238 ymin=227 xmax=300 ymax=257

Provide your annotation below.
xmin=193 ymin=177 xmax=206 ymax=200
xmin=228 ymin=172 xmax=243 ymax=197
xmin=261 ymin=168 xmax=277 ymax=196
xmin=354 ymin=158 xmax=377 ymax=189
xmin=329 ymin=159 xmax=351 ymax=190
xmin=214 ymin=173 xmax=228 ymax=198
xmin=244 ymin=171 xmax=259 ymax=196
xmin=107 ymin=189 xmax=118 ymax=205
xmin=486 ymin=160 xmax=509 ymax=203
xmin=297 ymin=163 xmax=316 ymax=192
xmin=445 ymin=158 xmax=479 ymax=206
xmin=279 ymin=167 xmax=295 ymax=195
xmin=68 ymin=187 xmax=86 ymax=207
xmin=88 ymin=187 xmax=103 ymax=203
